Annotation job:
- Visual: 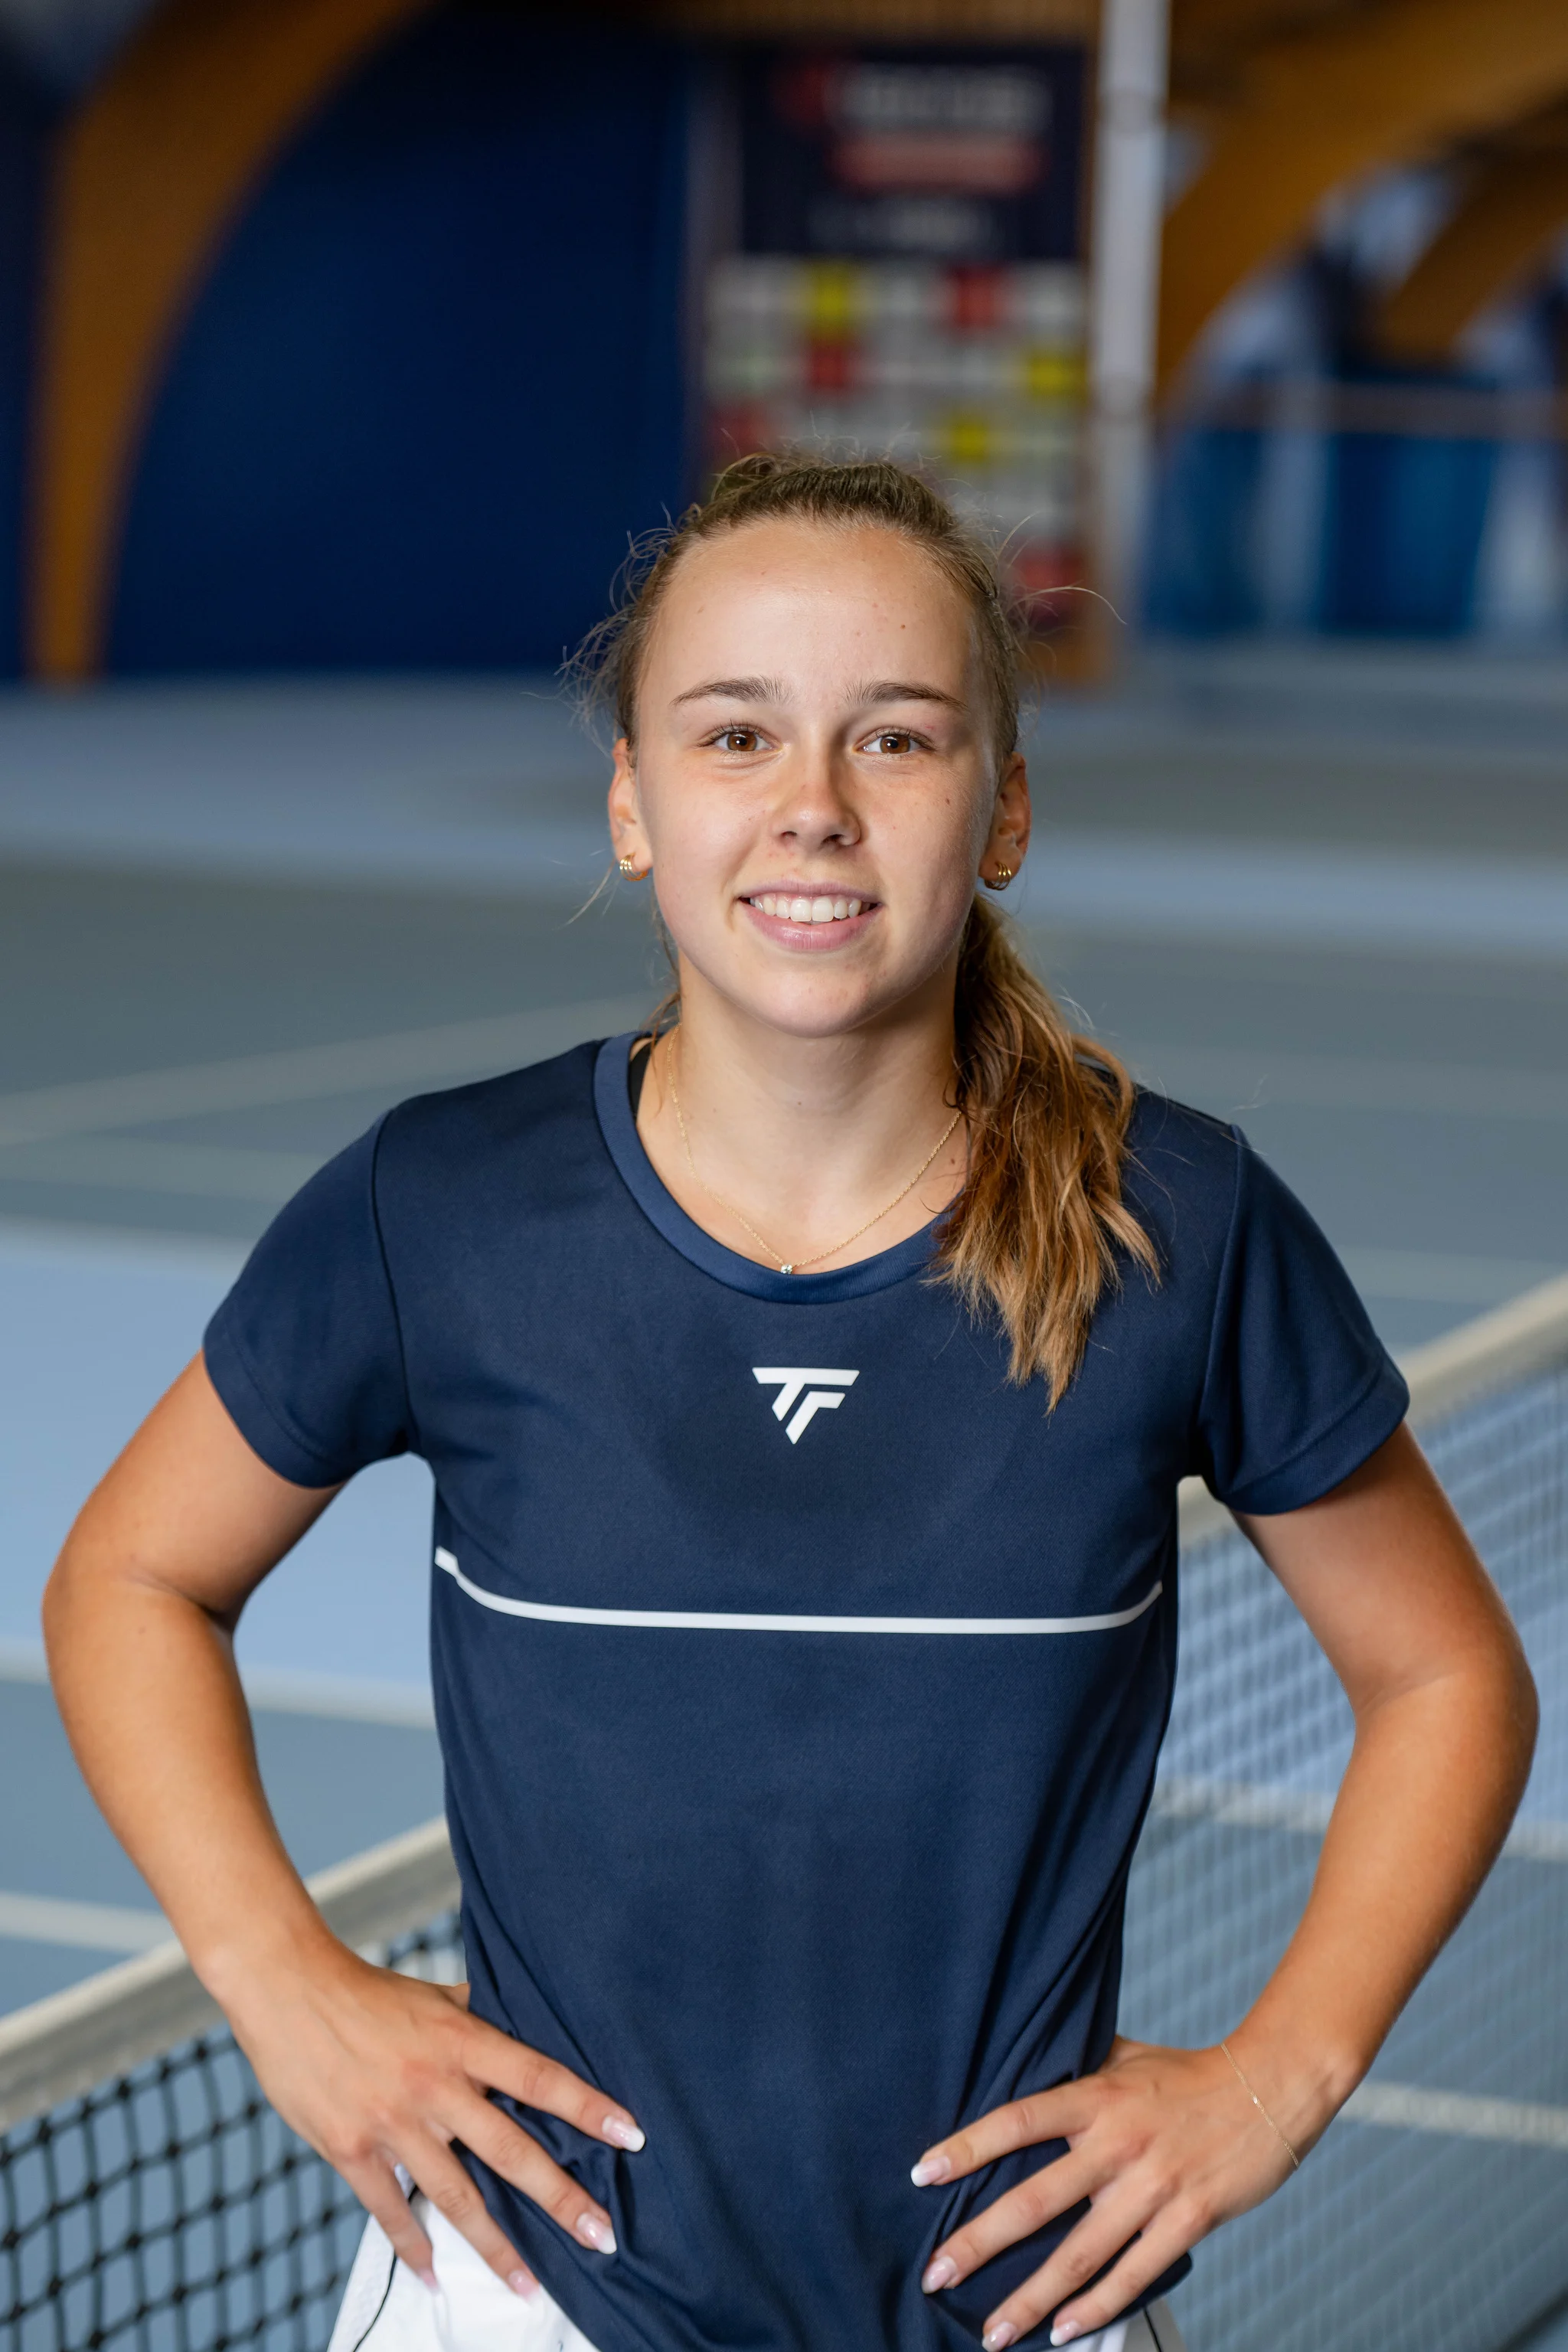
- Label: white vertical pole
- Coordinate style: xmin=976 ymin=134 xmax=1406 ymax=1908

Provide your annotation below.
xmin=1087 ymin=0 xmax=1171 ymax=633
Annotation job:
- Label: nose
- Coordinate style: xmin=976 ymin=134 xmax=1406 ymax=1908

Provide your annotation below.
xmin=769 ymin=740 xmax=862 ymax=854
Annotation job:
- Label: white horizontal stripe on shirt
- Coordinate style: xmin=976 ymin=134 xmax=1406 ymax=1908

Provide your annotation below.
xmin=433 ymin=1548 xmax=1161 ymax=1635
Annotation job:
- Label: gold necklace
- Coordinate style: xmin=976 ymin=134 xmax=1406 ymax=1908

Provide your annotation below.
xmin=666 ymin=1050 xmax=963 ymax=1276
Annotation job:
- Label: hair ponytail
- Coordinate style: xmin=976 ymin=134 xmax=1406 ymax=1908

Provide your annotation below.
xmin=942 ymin=896 xmax=1156 ymax=1403
xmin=574 ymin=451 xmax=1156 ymax=1404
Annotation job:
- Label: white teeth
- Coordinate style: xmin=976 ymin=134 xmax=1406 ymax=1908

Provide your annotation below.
xmin=751 ymin=892 xmax=868 ymax=923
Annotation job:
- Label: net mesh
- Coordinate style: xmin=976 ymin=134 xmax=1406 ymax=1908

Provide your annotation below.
xmin=2 ymin=1365 xmax=1565 ymax=2352
xmin=1124 ymin=1363 xmax=1568 ymax=2352
xmin=0 ymin=1922 xmax=462 ymax=2352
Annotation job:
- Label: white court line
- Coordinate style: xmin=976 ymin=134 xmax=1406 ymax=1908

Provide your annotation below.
xmin=239 ymin=1668 xmax=436 ymax=1727
xmin=1337 ymin=1248 xmax=1565 ymax=1307
xmin=0 ymin=1138 xmax=322 ymax=1202
xmin=0 ymin=1642 xmax=435 ymax=1727
xmin=1018 ymin=834 xmax=1568 ymax=962
xmin=0 ymin=1216 xmax=246 ymax=1275
xmin=0 ymin=1892 xmax=169 ymax=1954
xmin=1151 ymin=1775 xmax=1568 ymax=1863
xmin=0 ymin=1011 xmax=1564 ymax=1161
xmin=1344 ymin=2082 xmax=1568 ymax=2152
xmin=1151 ymin=1776 xmax=1339 ymax=1836
xmin=1128 ymin=1041 xmax=1568 ymax=1125
xmin=0 ymin=995 xmax=649 ymax=1148
xmin=435 ymin=1548 xmax=1162 ymax=1635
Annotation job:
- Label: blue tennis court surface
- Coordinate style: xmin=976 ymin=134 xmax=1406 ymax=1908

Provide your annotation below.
xmin=2 ymin=645 xmax=1565 ymax=2026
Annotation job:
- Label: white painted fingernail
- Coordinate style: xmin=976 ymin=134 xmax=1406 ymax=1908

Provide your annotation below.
xmin=911 ymin=2155 xmax=951 ymax=2187
xmin=983 ymin=2327 xmax=1018 ymax=2350
xmin=922 ymin=2256 xmax=958 ymax=2293
xmin=508 ymin=2271 xmax=538 ymax=2300
xmin=416 ymin=2269 xmax=438 ymax=2295
xmin=577 ymin=2213 xmax=617 ymax=2255
xmin=603 ymin=2117 xmax=645 ymax=2151
xmin=1051 ymin=2324 xmax=1082 ymax=2345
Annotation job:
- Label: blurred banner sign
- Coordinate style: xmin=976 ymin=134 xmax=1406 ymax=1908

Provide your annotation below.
xmin=707 ymin=44 xmax=1090 ymax=635
xmin=740 ymin=47 xmax=1083 ymax=263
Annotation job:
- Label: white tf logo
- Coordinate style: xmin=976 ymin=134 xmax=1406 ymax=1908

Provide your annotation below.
xmin=753 ymin=1367 xmax=860 ymax=1446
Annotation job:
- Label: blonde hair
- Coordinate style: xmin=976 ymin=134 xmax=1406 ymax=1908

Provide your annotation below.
xmin=577 ymin=452 xmax=1156 ymax=1403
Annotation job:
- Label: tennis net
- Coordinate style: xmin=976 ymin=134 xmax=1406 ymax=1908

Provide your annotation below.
xmin=1125 ymin=1273 xmax=1568 ymax=2352
xmin=0 ymin=1830 xmax=460 ymax=2352
xmin=5 ymin=1275 xmax=1568 ymax=2352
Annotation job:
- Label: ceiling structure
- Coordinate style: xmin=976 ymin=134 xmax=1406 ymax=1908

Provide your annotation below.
xmin=11 ymin=0 xmax=1568 ymax=372
xmin=1158 ymin=0 xmax=1568 ymax=384
xmin=1377 ymin=101 xmax=1568 ymax=361
xmin=15 ymin=0 xmax=1568 ymax=679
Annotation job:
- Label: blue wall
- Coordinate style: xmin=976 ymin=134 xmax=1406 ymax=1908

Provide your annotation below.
xmin=107 ymin=6 xmax=692 ymax=672
xmin=1318 ymin=371 xmax=1496 ymax=635
xmin=1146 ymin=361 xmax=1503 ymax=638
xmin=1145 ymin=420 xmax=1266 ymax=635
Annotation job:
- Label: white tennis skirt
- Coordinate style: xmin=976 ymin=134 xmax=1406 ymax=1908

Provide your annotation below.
xmin=328 ymin=2198 xmax=1191 ymax=2352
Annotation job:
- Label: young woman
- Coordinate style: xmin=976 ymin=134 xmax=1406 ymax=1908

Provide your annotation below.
xmin=46 ymin=456 xmax=1534 ymax=2352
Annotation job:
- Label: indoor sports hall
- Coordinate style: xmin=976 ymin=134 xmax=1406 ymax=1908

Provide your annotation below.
xmin=2 ymin=5 xmax=1566 ymax=2351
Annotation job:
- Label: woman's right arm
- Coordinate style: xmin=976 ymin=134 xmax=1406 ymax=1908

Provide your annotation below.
xmin=44 ymin=1355 xmax=639 ymax=2295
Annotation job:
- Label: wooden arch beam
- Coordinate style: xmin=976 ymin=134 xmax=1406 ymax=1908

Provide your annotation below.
xmin=1169 ymin=0 xmax=1344 ymax=75
xmin=29 ymin=0 xmax=437 ymax=681
xmin=1379 ymin=149 xmax=1568 ymax=359
xmin=1158 ymin=0 xmax=1568 ymax=393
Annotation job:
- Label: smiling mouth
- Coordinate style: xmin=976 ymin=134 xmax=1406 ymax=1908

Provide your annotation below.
xmin=744 ymin=892 xmax=874 ymax=926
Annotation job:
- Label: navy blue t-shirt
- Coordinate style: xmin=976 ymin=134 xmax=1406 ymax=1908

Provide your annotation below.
xmin=204 ymin=1037 xmax=1407 ymax=2352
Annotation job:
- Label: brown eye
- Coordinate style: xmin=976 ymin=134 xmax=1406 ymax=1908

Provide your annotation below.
xmin=871 ymin=730 xmax=914 ymax=754
xmin=719 ymin=728 xmax=760 ymax=753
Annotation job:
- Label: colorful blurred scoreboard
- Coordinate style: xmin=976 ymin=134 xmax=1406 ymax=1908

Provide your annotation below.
xmin=704 ymin=45 xmax=1089 ymax=628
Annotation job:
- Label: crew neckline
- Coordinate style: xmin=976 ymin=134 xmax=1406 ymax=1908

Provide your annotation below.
xmin=593 ymin=1034 xmax=939 ymax=1302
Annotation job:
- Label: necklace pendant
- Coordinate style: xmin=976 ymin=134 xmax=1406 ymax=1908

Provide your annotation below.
xmin=779 ymin=1263 xmax=793 ymax=1276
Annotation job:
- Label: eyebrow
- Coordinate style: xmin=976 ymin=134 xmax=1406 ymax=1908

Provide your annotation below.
xmin=850 ymin=678 xmax=968 ymax=714
xmin=671 ymin=675 xmax=787 ymax=707
xmin=670 ymin=675 xmax=967 ymax=712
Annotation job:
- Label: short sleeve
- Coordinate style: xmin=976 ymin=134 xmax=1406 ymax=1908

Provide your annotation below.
xmin=203 ymin=1118 xmax=413 ymax=1487
xmin=1194 ymin=1135 xmax=1409 ymax=1515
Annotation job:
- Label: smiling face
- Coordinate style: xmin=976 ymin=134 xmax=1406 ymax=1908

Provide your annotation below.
xmin=608 ymin=517 xmax=1030 ymax=1044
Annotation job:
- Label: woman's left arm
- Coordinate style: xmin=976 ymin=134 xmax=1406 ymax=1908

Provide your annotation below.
xmin=916 ymin=1423 xmax=1538 ymax=2350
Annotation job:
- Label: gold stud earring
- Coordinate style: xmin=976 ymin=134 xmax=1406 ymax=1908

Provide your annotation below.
xmin=618 ymin=856 xmax=646 ymax=878
xmin=988 ymin=866 xmax=1014 ymax=891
